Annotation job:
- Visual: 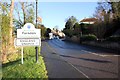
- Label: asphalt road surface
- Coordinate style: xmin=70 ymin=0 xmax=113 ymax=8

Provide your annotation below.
xmin=41 ymin=39 xmax=120 ymax=79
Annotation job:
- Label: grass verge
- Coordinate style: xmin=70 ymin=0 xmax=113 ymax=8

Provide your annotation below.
xmin=2 ymin=47 xmax=48 ymax=79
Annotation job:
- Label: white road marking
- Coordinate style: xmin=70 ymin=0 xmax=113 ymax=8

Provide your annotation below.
xmin=67 ymin=61 xmax=91 ymax=80
xmin=47 ymin=42 xmax=91 ymax=79
xmin=101 ymin=55 xmax=120 ymax=57
xmin=46 ymin=42 xmax=118 ymax=79
xmin=81 ymin=50 xmax=120 ymax=57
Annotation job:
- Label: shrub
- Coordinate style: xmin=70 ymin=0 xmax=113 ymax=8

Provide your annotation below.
xmin=63 ymin=29 xmax=73 ymax=37
xmin=80 ymin=34 xmax=97 ymax=42
xmin=105 ymin=36 xmax=120 ymax=42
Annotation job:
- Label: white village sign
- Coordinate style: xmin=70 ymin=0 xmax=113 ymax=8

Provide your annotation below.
xmin=14 ymin=23 xmax=41 ymax=64
xmin=14 ymin=23 xmax=41 ymax=46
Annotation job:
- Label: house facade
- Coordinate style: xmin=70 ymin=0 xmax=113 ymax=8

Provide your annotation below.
xmin=80 ymin=18 xmax=98 ymax=24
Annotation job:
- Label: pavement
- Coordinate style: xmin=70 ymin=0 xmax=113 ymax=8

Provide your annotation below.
xmin=41 ymin=39 xmax=120 ymax=79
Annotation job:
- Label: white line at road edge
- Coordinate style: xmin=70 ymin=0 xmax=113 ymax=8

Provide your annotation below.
xmin=46 ymin=42 xmax=91 ymax=80
xmin=81 ymin=50 xmax=120 ymax=57
xmin=60 ymin=54 xmax=91 ymax=80
xmin=67 ymin=61 xmax=91 ymax=80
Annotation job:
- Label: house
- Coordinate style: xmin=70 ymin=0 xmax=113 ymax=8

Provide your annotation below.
xmin=79 ymin=18 xmax=98 ymax=35
xmin=80 ymin=18 xmax=98 ymax=24
xmin=51 ymin=29 xmax=65 ymax=38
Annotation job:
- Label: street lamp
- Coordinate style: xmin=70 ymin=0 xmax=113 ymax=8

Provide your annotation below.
xmin=35 ymin=0 xmax=38 ymax=63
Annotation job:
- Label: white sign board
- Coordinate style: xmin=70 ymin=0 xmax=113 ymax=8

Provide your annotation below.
xmin=14 ymin=38 xmax=41 ymax=46
xmin=17 ymin=23 xmax=40 ymax=38
xmin=14 ymin=23 xmax=41 ymax=64
xmin=15 ymin=23 xmax=41 ymax=47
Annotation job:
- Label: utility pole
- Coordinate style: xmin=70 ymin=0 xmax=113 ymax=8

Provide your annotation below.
xmin=35 ymin=0 xmax=38 ymax=63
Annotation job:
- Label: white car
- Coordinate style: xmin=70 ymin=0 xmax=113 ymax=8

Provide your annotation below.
xmin=49 ymin=33 xmax=53 ymax=39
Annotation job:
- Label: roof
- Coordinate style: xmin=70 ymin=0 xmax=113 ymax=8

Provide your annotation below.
xmin=80 ymin=18 xmax=98 ymax=22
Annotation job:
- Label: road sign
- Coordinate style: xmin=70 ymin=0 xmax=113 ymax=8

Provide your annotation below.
xmin=17 ymin=23 xmax=40 ymax=38
xmin=14 ymin=23 xmax=41 ymax=64
xmin=15 ymin=23 xmax=41 ymax=47
xmin=14 ymin=38 xmax=41 ymax=46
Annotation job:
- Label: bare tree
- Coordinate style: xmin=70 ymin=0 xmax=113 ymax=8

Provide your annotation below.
xmin=9 ymin=0 xmax=14 ymax=46
xmin=21 ymin=2 xmax=26 ymax=25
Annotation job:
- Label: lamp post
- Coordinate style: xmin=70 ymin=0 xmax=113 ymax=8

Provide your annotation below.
xmin=35 ymin=0 xmax=38 ymax=63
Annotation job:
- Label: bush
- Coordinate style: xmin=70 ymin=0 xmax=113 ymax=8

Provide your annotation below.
xmin=80 ymin=34 xmax=97 ymax=42
xmin=63 ymin=29 xmax=73 ymax=37
xmin=105 ymin=36 xmax=120 ymax=42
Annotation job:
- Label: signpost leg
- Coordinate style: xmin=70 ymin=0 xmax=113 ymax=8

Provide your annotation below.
xmin=35 ymin=0 xmax=38 ymax=63
xmin=21 ymin=47 xmax=23 ymax=64
xmin=35 ymin=47 xmax=38 ymax=63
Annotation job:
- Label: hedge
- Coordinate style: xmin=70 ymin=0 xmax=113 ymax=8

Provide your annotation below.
xmin=80 ymin=34 xmax=97 ymax=42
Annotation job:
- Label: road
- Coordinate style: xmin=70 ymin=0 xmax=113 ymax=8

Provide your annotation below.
xmin=41 ymin=39 xmax=119 ymax=79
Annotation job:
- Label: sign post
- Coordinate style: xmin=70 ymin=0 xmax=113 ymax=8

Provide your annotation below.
xmin=21 ymin=47 xmax=23 ymax=64
xmin=35 ymin=46 xmax=38 ymax=63
xmin=14 ymin=23 xmax=41 ymax=64
xmin=36 ymin=0 xmax=38 ymax=63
